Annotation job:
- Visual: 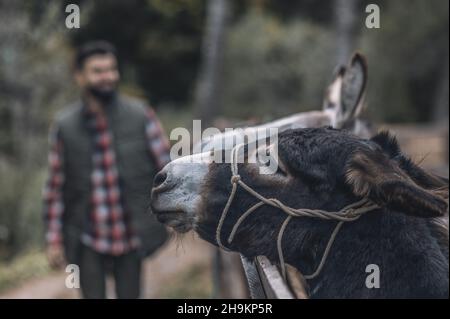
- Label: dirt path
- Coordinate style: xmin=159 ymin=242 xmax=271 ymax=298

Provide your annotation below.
xmin=0 ymin=232 xmax=213 ymax=299
xmin=142 ymin=231 xmax=213 ymax=298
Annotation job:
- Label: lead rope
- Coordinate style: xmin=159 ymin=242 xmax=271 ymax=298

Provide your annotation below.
xmin=215 ymin=143 xmax=379 ymax=281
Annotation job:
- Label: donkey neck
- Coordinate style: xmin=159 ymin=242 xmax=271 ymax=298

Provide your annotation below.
xmin=297 ymin=210 xmax=449 ymax=298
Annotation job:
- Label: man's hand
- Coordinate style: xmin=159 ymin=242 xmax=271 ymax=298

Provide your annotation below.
xmin=46 ymin=244 xmax=66 ymax=270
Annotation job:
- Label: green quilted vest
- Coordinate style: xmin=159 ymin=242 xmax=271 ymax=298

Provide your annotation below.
xmin=55 ymin=95 xmax=168 ymax=262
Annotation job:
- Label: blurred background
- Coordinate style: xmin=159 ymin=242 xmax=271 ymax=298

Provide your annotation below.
xmin=0 ymin=0 xmax=448 ymax=298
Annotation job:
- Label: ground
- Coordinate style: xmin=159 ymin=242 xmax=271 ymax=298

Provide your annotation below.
xmin=0 ymin=231 xmax=214 ymax=299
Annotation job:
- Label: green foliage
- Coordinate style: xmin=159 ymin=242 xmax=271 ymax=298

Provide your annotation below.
xmin=68 ymin=0 xmax=448 ymax=123
xmin=69 ymin=0 xmax=205 ymax=106
xmin=0 ymin=250 xmax=50 ymax=293
xmin=0 ymin=164 xmax=47 ymax=260
xmin=360 ymin=0 xmax=449 ymax=122
xmin=0 ymin=161 xmax=21 ymax=259
xmin=0 ymin=0 xmax=73 ymax=259
xmin=221 ymin=10 xmax=334 ymax=120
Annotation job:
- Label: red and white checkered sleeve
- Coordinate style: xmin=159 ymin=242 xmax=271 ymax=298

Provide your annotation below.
xmin=43 ymin=124 xmax=65 ymax=246
xmin=145 ymin=107 xmax=171 ymax=171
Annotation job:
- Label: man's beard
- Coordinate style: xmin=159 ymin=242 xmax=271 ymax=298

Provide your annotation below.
xmin=87 ymin=85 xmax=117 ymax=104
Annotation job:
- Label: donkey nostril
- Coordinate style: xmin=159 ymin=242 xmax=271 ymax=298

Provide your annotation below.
xmin=153 ymin=171 xmax=167 ymax=188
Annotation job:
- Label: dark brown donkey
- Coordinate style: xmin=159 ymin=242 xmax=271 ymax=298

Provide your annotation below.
xmin=151 ymin=127 xmax=448 ymax=298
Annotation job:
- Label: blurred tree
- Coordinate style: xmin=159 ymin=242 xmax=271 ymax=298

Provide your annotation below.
xmin=334 ymin=0 xmax=357 ymax=65
xmin=236 ymin=0 xmax=334 ymax=25
xmin=68 ymin=0 xmax=205 ymax=107
xmin=220 ymin=10 xmax=334 ymax=120
xmin=64 ymin=0 xmax=448 ymax=124
xmin=194 ymin=0 xmax=230 ymax=125
xmin=432 ymin=32 xmax=449 ymax=124
xmin=360 ymin=0 xmax=449 ymax=123
xmin=0 ymin=0 xmax=74 ymax=258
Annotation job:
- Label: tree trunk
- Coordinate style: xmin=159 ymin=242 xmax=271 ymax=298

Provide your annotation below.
xmin=194 ymin=0 xmax=230 ymax=126
xmin=334 ymin=0 xmax=357 ymax=65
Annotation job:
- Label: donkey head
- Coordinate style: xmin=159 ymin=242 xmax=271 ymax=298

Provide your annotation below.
xmin=151 ymin=128 xmax=448 ymax=261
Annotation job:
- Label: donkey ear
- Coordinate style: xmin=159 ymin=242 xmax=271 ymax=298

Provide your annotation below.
xmin=325 ymin=53 xmax=368 ymax=129
xmin=323 ymin=65 xmax=346 ymax=112
xmin=340 ymin=53 xmax=368 ymax=120
xmin=345 ymin=146 xmax=448 ymax=218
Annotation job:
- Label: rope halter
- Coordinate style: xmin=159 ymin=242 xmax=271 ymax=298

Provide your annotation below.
xmin=215 ymin=143 xmax=379 ymax=281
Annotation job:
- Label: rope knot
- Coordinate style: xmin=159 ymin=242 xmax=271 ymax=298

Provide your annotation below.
xmin=231 ymin=175 xmax=241 ymax=184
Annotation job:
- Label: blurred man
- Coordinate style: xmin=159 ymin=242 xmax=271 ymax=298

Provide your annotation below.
xmin=43 ymin=41 xmax=170 ymax=298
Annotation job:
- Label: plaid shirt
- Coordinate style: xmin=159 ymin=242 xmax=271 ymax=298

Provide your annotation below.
xmin=43 ymin=105 xmax=171 ymax=256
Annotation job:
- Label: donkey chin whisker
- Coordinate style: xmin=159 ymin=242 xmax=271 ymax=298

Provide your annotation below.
xmin=163 ymin=216 xmax=195 ymax=233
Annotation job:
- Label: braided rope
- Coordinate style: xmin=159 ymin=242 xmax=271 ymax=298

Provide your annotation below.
xmin=216 ymin=143 xmax=379 ymax=281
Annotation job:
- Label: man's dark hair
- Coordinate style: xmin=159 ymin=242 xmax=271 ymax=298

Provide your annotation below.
xmin=74 ymin=41 xmax=118 ymax=70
